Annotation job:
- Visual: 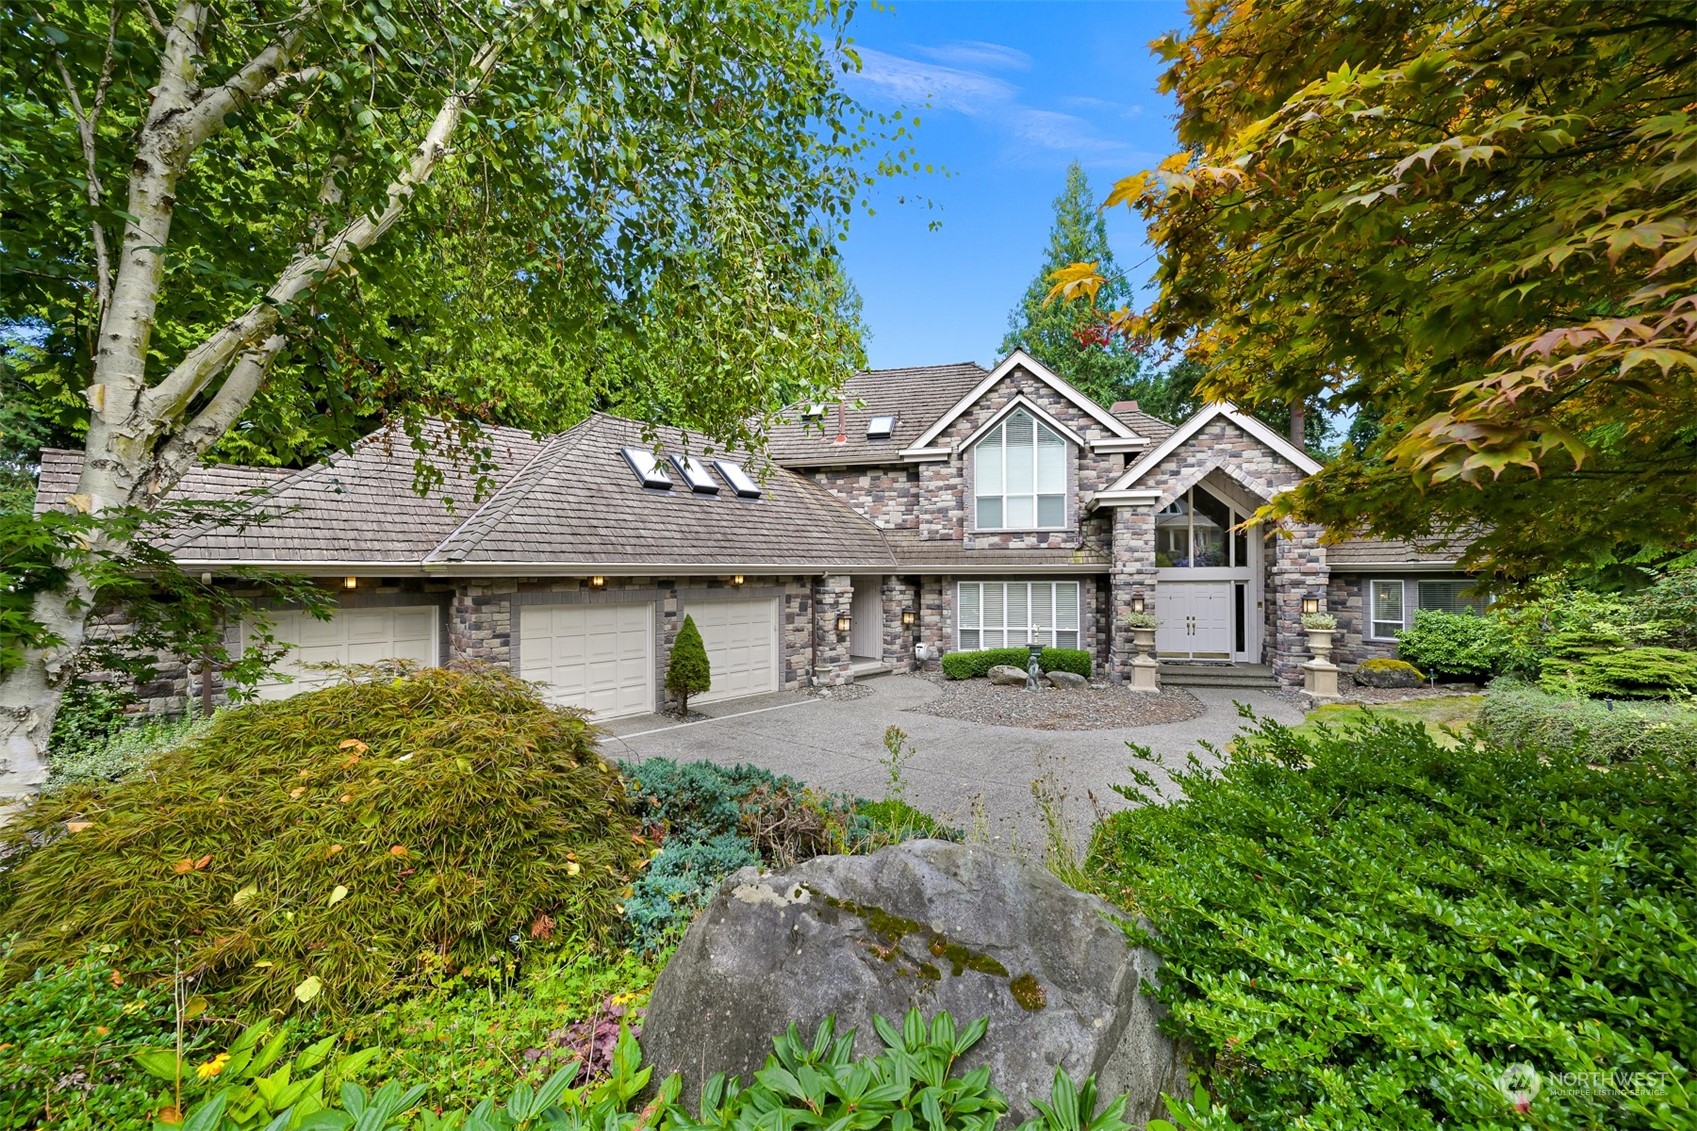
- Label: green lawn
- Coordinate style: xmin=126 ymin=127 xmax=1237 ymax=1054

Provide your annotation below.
xmin=1293 ymin=694 xmax=1484 ymax=748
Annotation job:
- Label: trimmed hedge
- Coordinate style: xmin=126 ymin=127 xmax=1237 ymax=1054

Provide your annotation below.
xmin=1394 ymin=609 xmax=1505 ymax=679
xmin=1478 ymin=679 xmax=1697 ymax=765
xmin=939 ymin=647 xmax=1092 ymax=680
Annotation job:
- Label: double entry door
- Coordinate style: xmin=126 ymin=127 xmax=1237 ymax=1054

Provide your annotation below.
xmin=1156 ymin=581 xmax=1235 ymax=661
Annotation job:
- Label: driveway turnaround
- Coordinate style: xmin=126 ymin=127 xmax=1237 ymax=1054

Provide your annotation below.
xmin=598 ymin=675 xmax=1304 ymax=853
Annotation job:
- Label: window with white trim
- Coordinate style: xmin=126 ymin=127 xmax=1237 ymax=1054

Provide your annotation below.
xmin=957 ymin=581 xmax=1080 ymax=650
xmin=1369 ymin=580 xmax=1405 ymax=640
xmin=973 ymin=410 xmax=1066 ymax=529
xmin=1417 ymin=579 xmax=1488 ymax=616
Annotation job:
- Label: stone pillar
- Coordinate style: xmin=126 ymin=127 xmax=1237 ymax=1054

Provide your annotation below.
xmin=1110 ymin=508 xmax=1158 ymax=681
xmin=1270 ymin=523 xmax=1328 ymax=686
xmin=450 ymin=581 xmax=516 ymax=667
xmin=881 ymin=575 xmax=919 ymax=673
xmin=811 ymin=575 xmax=854 ymax=686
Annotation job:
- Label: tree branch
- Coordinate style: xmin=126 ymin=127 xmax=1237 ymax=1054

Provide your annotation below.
xmin=172 ymin=6 xmax=318 ymax=150
xmin=51 ymin=5 xmax=121 ymax=330
xmin=142 ymin=37 xmax=505 ymax=434
xmin=154 ymin=334 xmax=288 ymax=490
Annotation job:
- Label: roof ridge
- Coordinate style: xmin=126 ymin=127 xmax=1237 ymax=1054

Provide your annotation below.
xmin=425 ymin=417 xmax=597 ymax=563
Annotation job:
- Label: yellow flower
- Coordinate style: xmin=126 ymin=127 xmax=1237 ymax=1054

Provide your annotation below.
xmin=195 ymin=1053 xmax=231 ymax=1080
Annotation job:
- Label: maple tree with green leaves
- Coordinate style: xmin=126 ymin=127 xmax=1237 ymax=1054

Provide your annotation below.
xmin=1055 ymin=0 xmax=1697 ymax=577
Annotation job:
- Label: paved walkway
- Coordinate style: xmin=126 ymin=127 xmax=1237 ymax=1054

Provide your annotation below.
xmin=599 ymin=675 xmax=1304 ymax=854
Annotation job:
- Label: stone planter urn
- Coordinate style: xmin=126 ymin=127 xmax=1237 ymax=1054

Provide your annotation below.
xmin=1305 ymin=628 xmax=1335 ymax=660
xmin=1131 ymin=626 xmax=1157 ymax=653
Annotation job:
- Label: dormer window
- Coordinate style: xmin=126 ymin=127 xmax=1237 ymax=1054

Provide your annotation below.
xmin=973 ymin=409 xmax=1065 ymax=529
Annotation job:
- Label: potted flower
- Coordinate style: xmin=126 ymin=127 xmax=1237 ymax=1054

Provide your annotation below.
xmin=1301 ymin=611 xmax=1337 ymax=659
xmin=1124 ymin=610 xmax=1159 ymax=653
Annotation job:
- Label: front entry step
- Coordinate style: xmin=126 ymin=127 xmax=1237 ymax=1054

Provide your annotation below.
xmin=1158 ymin=662 xmax=1280 ymax=689
xmin=850 ymin=656 xmax=891 ymax=679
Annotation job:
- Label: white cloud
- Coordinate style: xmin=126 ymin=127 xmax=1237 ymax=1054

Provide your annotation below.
xmin=847 ymin=46 xmax=1017 ymax=113
xmin=911 ymin=40 xmax=1032 ymax=71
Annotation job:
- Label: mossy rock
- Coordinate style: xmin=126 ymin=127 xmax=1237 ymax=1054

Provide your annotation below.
xmin=1356 ymin=658 xmax=1425 ymax=688
xmin=0 ymin=666 xmax=648 ymax=1016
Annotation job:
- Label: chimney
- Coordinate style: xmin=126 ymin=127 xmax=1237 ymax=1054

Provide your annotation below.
xmin=1111 ymin=400 xmax=1141 ymax=414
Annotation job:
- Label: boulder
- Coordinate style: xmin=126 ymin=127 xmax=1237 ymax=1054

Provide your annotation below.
xmin=1355 ymin=658 xmax=1425 ymax=688
xmin=639 ymin=840 xmax=1180 ymax=1122
xmin=987 ymin=664 xmax=1029 ymax=686
xmin=1046 ymin=671 xmax=1088 ymax=689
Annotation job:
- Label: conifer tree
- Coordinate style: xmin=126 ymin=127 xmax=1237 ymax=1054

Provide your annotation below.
xmin=1002 ymin=163 xmax=1146 ymax=409
xmin=666 ymin=615 xmax=712 ymax=715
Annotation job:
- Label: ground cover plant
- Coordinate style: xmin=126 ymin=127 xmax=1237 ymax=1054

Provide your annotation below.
xmin=1478 ymin=680 xmax=1697 ymax=767
xmin=1289 ymin=694 xmax=1482 ymax=750
xmin=941 ymin=648 xmax=1093 ymax=680
xmin=0 ymin=667 xmax=648 ymax=1016
xmin=1092 ymin=711 xmax=1696 ymax=1129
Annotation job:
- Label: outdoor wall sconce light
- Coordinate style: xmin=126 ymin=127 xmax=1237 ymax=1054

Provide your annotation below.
xmin=836 ymin=612 xmax=852 ymax=634
xmin=342 ymin=576 xmax=358 ymax=590
xmin=901 ymin=607 xmax=916 ymax=627
xmin=732 ymin=574 xmax=745 ymax=586
xmin=589 ymin=575 xmax=605 ymax=589
xmin=1302 ymin=596 xmax=1321 ymax=616
xmin=1131 ymin=595 xmax=1145 ymax=614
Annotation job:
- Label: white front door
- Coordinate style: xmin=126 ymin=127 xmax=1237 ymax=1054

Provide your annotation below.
xmin=849 ymin=578 xmax=883 ymax=659
xmin=245 ymin=606 xmax=439 ymax=700
xmin=1155 ymin=582 xmax=1234 ymax=660
xmin=519 ymin=603 xmax=654 ymax=719
xmin=683 ymin=598 xmax=780 ymax=703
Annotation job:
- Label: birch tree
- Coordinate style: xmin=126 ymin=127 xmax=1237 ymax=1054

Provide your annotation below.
xmin=0 ymin=0 xmax=897 ymax=794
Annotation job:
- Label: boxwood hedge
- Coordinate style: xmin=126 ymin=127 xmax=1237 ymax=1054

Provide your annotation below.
xmin=1478 ymin=678 xmax=1697 ymax=765
xmin=939 ymin=647 xmax=1092 ymax=680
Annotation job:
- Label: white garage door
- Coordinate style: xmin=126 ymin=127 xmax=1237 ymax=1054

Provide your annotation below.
xmin=519 ymin=603 xmax=654 ymax=719
xmin=245 ymin=606 xmax=439 ymax=700
xmin=684 ymin=598 xmax=779 ymax=704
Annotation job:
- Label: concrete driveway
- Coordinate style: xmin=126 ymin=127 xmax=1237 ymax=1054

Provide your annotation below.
xmin=598 ymin=675 xmax=1304 ymax=853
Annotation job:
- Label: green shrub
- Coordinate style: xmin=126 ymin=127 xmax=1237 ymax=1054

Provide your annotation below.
xmin=45 ymin=680 xmax=137 ymax=767
xmin=49 ymin=710 xmax=216 ymax=788
xmin=856 ymin=798 xmax=963 ymax=842
xmin=665 ymin=614 xmax=711 ymax=713
xmin=940 ymin=647 xmax=1092 ymax=680
xmin=1538 ymin=644 xmax=1697 ymax=700
xmin=1489 ymin=576 xmax=1670 ymax=678
xmin=0 ymin=667 xmax=648 ymax=1017
xmin=0 ymin=949 xmax=190 ymax=1130
xmin=1393 ymin=608 xmax=1505 ymax=678
xmin=1091 ymin=714 xmax=1696 ymax=1128
xmin=173 ymin=1009 xmax=1139 ymax=1131
xmin=1478 ymin=679 xmax=1697 ymax=765
xmin=1641 ymin=565 xmax=1697 ymax=650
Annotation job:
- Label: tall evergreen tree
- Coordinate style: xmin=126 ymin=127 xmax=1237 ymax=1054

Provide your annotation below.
xmin=1001 ymin=163 xmax=1145 ymax=410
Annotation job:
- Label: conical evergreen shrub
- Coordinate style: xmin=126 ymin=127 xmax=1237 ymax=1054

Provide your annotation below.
xmin=666 ymin=615 xmax=712 ymax=713
xmin=0 ymin=666 xmax=648 ymax=1016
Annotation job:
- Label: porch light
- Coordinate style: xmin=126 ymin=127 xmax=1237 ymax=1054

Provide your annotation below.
xmin=836 ymin=612 xmax=852 ymax=634
xmin=901 ymin=607 xmax=916 ymax=627
xmin=1302 ymin=596 xmax=1320 ymax=616
xmin=590 ymin=575 xmax=605 ymax=589
xmin=1131 ymin=595 xmax=1145 ymax=615
xmin=342 ymin=576 xmax=358 ymax=590
xmin=732 ymin=574 xmax=745 ymax=586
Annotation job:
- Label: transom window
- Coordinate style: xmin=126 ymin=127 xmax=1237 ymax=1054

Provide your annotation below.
xmin=957 ymin=581 xmax=1080 ymax=650
xmin=974 ymin=410 xmax=1066 ymax=529
xmin=1155 ymin=486 xmax=1250 ymax=568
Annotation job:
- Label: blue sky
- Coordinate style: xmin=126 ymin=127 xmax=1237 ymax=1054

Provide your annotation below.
xmin=835 ymin=1 xmax=1189 ymax=370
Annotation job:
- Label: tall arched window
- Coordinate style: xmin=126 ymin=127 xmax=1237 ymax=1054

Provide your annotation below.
xmin=974 ymin=410 xmax=1066 ymax=529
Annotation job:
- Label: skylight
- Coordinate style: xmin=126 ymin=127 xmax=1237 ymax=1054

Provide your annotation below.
xmin=713 ymin=459 xmax=762 ymax=499
xmin=867 ymin=415 xmax=896 ymax=440
xmin=620 ymin=447 xmax=672 ymax=489
xmin=802 ymin=404 xmax=827 ymax=421
xmin=670 ymin=454 xmax=720 ymax=494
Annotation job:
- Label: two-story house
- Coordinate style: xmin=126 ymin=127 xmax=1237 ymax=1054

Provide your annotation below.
xmin=38 ymin=351 xmax=1475 ymax=718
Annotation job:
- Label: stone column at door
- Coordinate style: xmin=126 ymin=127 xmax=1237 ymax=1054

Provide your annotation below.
xmin=1270 ymin=522 xmax=1328 ymax=685
xmin=1110 ymin=507 xmax=1158 ymax=683
xmin=812 ymin=575 xmax=855 ymax=686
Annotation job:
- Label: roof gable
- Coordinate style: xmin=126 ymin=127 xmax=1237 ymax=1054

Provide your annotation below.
xmin=1102 ymin=402 xmax=1321 ymax=496
xmin=905 ymin=350 xmax=1141 ymax=453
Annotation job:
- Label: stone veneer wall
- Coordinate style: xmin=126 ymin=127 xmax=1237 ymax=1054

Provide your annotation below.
xmin=1329 ymin=573 xmax=1397 ymax=667
xmin=811 ymin=575 xmax=855 ymax=685
xmin=880 ymin=575 xmax=920 ymax=673
xmin=1103 ymin=415 xmax=1328 ymax=686
xmin=807 ymin=467 xmax=922 ymax=531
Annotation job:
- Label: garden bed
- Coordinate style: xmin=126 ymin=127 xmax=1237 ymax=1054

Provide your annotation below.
xmin=910 ymin=673 xmax=1204 ymax=730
